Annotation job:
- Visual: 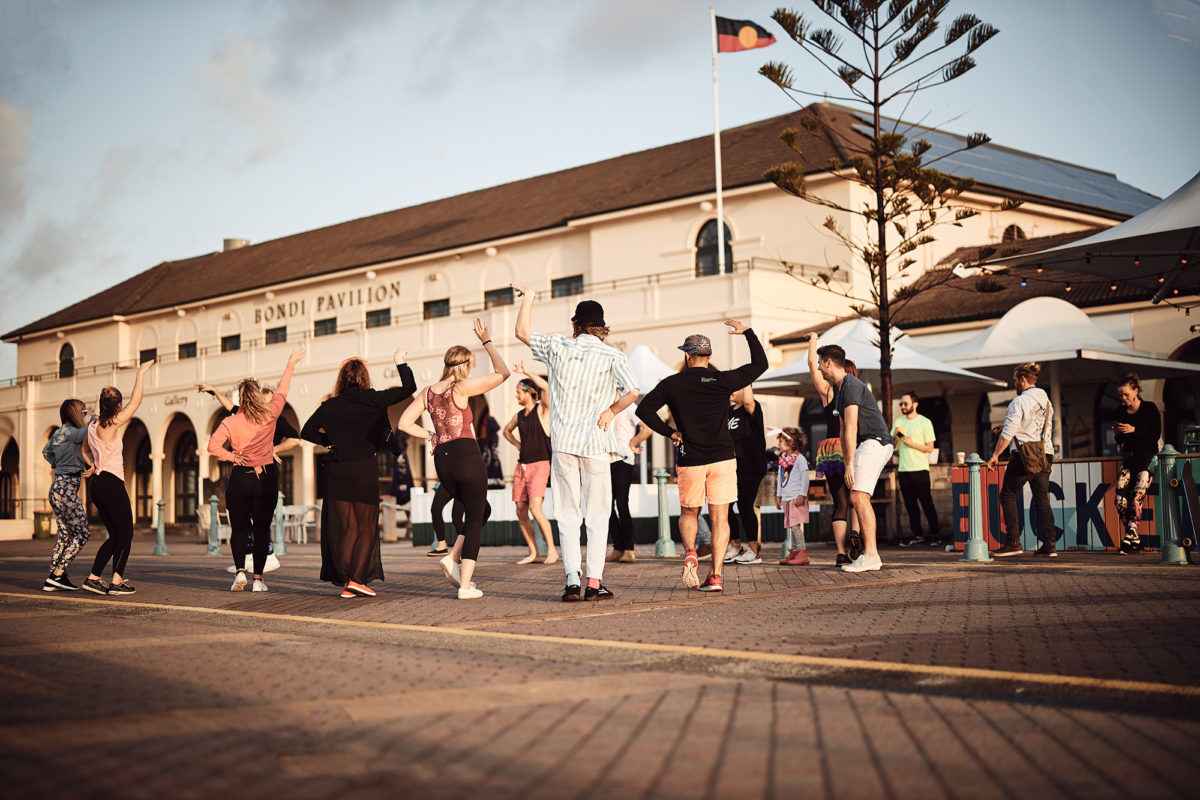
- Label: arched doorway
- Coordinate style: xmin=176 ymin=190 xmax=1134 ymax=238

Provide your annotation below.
xmin=1095 ymin=382 xmax=1121 ymax=457
xmin=0 ymin=439 xmax=18 ymax=519
xmin=174 ymin=431 xmax=198 ymax=522
xmin=798 ymin=398 xmax=826 ymax=463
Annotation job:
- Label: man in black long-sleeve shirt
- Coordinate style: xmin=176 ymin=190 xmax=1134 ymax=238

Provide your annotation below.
xmin=637 ymin=319 xmax=768 ymax=593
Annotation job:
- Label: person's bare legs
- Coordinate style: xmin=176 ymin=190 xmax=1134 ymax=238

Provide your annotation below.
xmin=459 ymin=558 xmax=476 ymax=588
xmin=850 ymin=491 xmax=877 ymax=558
xmin=708 ymin=503 xmax=731 ymax=578
xmin=450 ymin=533 xmax=465 ymax=563
xmin=748 ymin=506 xmax=762 ymax=555
xmin=514 ymin=501 xmax=539 ymax=564
xmin=833 ymin=520 xmax=848 ymax=555
xmin=679 ymin=506 xmax=700 ymax=551
xmin=529 ymin=496 xmax=557 ymax=564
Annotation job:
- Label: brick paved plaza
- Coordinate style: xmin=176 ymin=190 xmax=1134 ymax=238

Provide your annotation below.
xmin=2 ymin=537 xmax=1199 ymax=799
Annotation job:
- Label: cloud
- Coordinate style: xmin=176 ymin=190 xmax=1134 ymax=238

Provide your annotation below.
xmin=263 ymin=0 xmax=406 ymax=90
xmin=0 ymin=0 xmax=71 ymax=104
xmin=0 ymin=100 xmax=34 ymax=237
xmin=194 ymin=33 xmax=286 ymax=164
xmin=5 ymin=217 xmax=86 ymax=281
xmin=562 ymin=0 xmax=700 ymax=71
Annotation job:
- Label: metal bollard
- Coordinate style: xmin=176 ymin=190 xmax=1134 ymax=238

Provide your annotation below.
xmin=153 ymin=499 xmax=168 ymax=556
xmin=206 ymin=494 xmax=221 ymax=555
xmin=1157 ymin=445 xmax=1187 ymax=565
xmin=962 ymin=453 xmax=993 ymax=562
xmin=653 ymin=468 xmax=677 ymax=557
xmin=274 ymin=491 xmax=288 ymax=556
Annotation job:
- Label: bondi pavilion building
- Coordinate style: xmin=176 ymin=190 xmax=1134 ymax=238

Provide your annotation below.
xmin=0 ymin=103 xmax=1176 ymax=539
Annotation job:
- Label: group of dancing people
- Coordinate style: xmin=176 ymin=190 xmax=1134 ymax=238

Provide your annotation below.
xmin=37 ymin=286 xmax=1161 ymax=601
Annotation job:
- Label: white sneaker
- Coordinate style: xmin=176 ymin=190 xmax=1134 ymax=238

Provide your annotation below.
xmin=458 ymin=582 xmax=483 ymax=600
xmin=230 ymin=571 xmax=248 ymax=591
xmin=263 ymin=553 xmax=281 ymax=573
xmin=251 ymin=579 xmax=268 ymax=592
xmin=734 ymin=548 xmax=762 ymax=565
xmin=841 ymin=554 xmax=883 ymax=572
xmin=440 ymin=554 xmax=461 ymax=588
xmin=722 ymin=545 xmax=740 ymax=564
xmin=226 ymin=557 xmax=251 ymax=574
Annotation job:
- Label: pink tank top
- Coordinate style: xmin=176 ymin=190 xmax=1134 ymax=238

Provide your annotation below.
xmin=427 ymin=384 xmax=475 ymax=447
xmin=87 ymin=420 xmax=125 ymax=481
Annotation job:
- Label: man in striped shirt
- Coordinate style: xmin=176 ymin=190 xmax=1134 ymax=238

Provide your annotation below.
xmin=515 ymin=286 xmax=639 ymax=602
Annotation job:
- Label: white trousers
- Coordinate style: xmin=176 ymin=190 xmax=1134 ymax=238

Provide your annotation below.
xmin=551 ymin=452 xmax=612 ymax=581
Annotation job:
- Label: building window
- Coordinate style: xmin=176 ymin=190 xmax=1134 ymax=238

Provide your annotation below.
xmin=58 ymin=343 xmax=74 ymax=378
xmin=221 ymin=334 xmax=241 ymax=353
xmin=278 ymin=455 xmax=294 ymax=504
xmin=174 ymin=431 xmax=198 ymax=522
xmin=135 ymin=437 xmax=153 ymax=523
xmin=551 ymin=275 xmax=584 ymax=298
xmin=1164 ymin=377 xmax=1198 ymax=450
xmin=695 ymin=219 xmax=734 ymax=276
xmin=424 ymin=299 xmax=450 ymax=320
xmin=0 ymin=440 xmax=18 ymax=519
xmin=799 ymin=398 xmax=827 ymax=464
xmin=1002 ymin=224 xmax=1027 ymax=244
xmin=178 ymin=342 xmax=197 ymax=359
xmin=484 ymin=287 xmax=514 ymax=309
xmin=314 ymin=318 xmax=337 ymax=337
xmin=265 ymin=326 xmax=287 ymax=345
xmin=139 ymin=348 xmax=157 ymax=364
xmin=366 ymin=309 xmax=391 ymax=329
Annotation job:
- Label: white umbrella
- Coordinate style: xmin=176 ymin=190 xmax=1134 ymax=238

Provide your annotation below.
xmin=985 ymin=170 xmax=1200 ymax=291
xmin=755 ymin=317 xmax=1003 ymax=396
xmin=627 ymin=345 xmax=676 ymax=394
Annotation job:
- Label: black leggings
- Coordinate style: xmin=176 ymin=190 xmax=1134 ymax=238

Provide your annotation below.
xmin=227 ymin=464 xmax=278 ymax=575
xmin=89 ymin=472 xmax=135 ymax=578
xmin=431 ymin=484 xmax=492 ymax=543
xmin=609 ymin=460 xmax=635 ymax=551
xmin=826 ymin=471 xmax=851 ymax=523
xmin=433 ymin=439 xmax=487 ymax=561
xmin=731 ymin=469 xmax=765 ymax=542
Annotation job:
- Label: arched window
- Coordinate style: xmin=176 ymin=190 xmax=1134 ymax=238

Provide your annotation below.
xmin=1001 ymin=224 xmax=1026 ymax=244
xmin=58 ymin=343 xmax=74 ymax=379
xmin=1095 ymin=382 xmax=1121 ymax=457
xmin=135 ymin=437 xmax=153 ymax=523
xmin=916 ymin=395 xmax=952 ymax=462
xmin=695 ymin=220 xmax=733 ymax=277
xmin=174 ymin=432 xmax=198 ymax=522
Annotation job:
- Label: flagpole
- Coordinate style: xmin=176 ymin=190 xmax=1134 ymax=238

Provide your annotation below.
xmin=710 ymin=6 xmax=725 ymax=275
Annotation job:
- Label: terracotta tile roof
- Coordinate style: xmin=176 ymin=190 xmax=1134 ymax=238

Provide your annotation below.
xmin=770 ymin=229 xmax=1158 ymax=344
xmin=4 ymin=103 xmax=1154 ymax=340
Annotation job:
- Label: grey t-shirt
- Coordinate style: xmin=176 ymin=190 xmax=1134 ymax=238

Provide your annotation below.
xmin=836 ymin=374 xmax=890 ymax=445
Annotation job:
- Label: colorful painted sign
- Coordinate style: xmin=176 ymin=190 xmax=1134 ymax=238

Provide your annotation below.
xmin=951 ymin=458 xmax=1170 ymax=551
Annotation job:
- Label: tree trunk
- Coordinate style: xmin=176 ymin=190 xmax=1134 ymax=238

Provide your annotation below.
xmin=872 ymin=15 xmax=893 ymax=428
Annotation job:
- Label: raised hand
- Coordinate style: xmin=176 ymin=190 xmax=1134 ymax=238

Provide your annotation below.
xmin=474 ymin=318 xmax=490 ymax=343
xmin=196 ymin=383 xmax=214 ymax=395
xmin=725 ymin=319 xmax=749 ymax=335
xmin=513 ymin=359 xmax=527 ymax=375
xmin=288 ymin=347 xmax=306 ymax=365
xmin=511 ymin=285 xmax=531 ymax=298
xmin=393 ymin=347 xmax=409 ymax=364
xmin=136 ymin=358 xmax=155 ymax=375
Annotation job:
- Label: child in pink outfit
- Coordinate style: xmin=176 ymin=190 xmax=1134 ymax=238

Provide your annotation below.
xmin=776 ymin=427 xmax=811 ymax=566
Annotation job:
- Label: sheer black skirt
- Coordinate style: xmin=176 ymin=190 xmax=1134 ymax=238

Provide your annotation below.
xmin=319 ymin=456 xmax=383 ymax=586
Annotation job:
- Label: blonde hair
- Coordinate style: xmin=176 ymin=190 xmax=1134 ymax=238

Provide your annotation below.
xmin=441 ymin=345 xmax=472 ymax=382
xmin=237 ymin=378 xmax=271 ymax=425
xmin=1013 ymin=362 xmax=1041 ymax=384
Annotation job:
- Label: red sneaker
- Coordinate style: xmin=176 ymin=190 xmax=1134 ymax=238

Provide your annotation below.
xmin=681 ymin=551 xmax=699 ymax=588
xmin=346 ymin=581 xmax=376 ymax=597
xmin=698 ymin=573 xmax=723 ymax=592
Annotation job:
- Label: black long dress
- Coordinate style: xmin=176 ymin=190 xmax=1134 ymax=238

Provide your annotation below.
xmin=301 ymin=363 xmax=416 ymax=586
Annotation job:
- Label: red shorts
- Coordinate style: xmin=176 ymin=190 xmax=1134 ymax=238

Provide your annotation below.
xmin=512 ymin=460 xmax=551 ymax=503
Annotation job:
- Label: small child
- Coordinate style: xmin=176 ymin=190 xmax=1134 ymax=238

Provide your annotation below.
xmin=776 ymin=427 xmax=811 ymax=566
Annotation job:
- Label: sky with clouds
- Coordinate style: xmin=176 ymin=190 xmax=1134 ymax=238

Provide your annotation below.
xmin=1 ymin=0 xmax=1198 ymax=379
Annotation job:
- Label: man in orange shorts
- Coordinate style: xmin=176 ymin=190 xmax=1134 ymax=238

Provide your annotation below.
xmin=636 ymin=320 xmax=767 ymax=592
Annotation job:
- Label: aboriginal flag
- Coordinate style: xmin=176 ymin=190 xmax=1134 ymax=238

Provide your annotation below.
xmin=716 ymin=16 xmax=776 ymax=52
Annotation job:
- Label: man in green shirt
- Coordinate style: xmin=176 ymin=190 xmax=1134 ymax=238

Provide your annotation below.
xmin=891 ymin=391 xmax=942 ymax=547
